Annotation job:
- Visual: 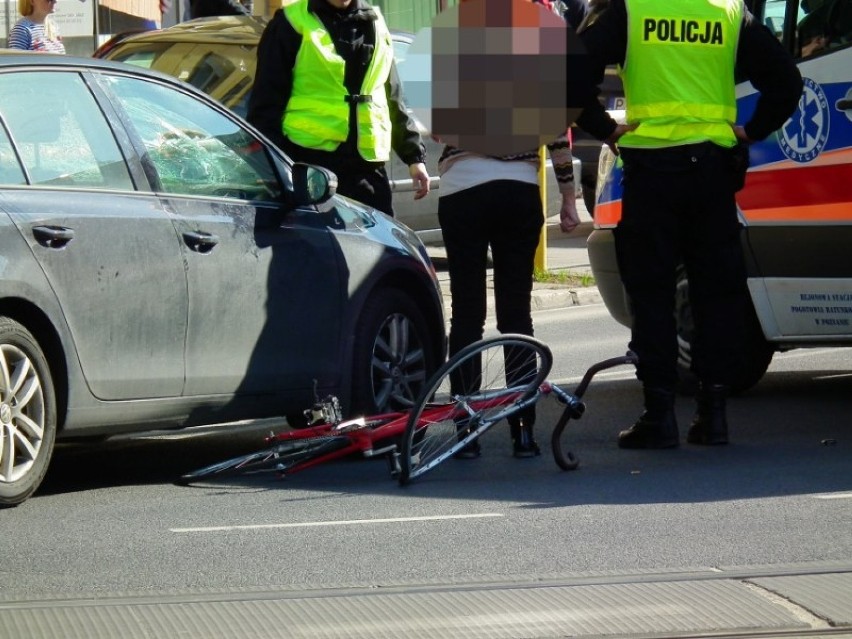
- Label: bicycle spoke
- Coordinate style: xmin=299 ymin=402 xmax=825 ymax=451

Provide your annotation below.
xmin=177 ymin=435 xmax=350 ymax=485
xmin=399 ymin=335 xmax=552 ymax=484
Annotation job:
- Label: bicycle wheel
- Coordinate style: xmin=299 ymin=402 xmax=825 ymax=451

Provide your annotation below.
xmin=177 ymin=436 xmax=350 ymax=484
xmin=398 ymin=334 xmax=552 ymax=484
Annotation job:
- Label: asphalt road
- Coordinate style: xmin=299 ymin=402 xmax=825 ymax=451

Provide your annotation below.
xmin=2 ymin=305 xmax=851 ymax=639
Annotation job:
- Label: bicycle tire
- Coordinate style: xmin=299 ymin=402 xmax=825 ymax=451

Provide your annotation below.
xmin=177 ymin=436 xmax=351 ymax=484
xmin=398 ymin=334 xmax=553 ymax=485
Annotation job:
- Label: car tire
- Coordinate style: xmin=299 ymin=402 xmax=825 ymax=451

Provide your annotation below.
xmin=0 ymin=317 xmax=57 ymax=507
xmin=675 ymin=268 xmax=774 ymax=395
xmin=350 ymin=288 xmax=437 ymax=415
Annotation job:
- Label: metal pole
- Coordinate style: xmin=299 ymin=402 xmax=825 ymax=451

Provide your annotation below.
xmin=534 ymin=145 xmax=547 ymax=272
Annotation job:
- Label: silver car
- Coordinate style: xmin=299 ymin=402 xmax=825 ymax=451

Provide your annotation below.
xmin=0 ymin=52 xmax=445 ymax=506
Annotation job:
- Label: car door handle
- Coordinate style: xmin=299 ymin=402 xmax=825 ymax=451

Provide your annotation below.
xmin=182 ymin=231 xmax=220 ymax=254
xmin=838 ymin=99 xmax=851 ymax=111
xmin=32 ymin=225 xmax=75 ymax=249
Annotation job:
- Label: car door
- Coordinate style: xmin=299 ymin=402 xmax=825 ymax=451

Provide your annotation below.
xmin=0 ymin=69 xmax=187 ymax=400
xmin=101 ymin=74 xmax=345 ymax=398
xmin=738 ymin=0 xmax=852 ymax=339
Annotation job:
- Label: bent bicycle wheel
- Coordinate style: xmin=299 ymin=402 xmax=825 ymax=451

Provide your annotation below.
xmin=398 ymin=334 xmax=552 ymax=484
xmin=177 ymin=436 xmax=350 ymax=484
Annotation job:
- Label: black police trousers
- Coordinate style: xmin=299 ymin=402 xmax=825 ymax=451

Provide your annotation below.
xmin=615 ymin=142 xmax=750 ymax=390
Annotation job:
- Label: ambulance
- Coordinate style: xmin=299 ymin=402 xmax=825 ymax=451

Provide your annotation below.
xmin=587 ymin=0 xmax=852 ymax=391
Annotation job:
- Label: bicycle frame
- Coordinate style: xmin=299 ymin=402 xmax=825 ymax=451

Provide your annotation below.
xmin=262 ymin=411 xmax=411 ymax=476
xmin=260 ymin=390 xmax=541 ymax=478
xmin=179 ymin=343 xmax=638 ymax=484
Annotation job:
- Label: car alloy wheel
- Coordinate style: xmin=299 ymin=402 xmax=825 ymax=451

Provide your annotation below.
xmin=0 ymin=318 xmax=57 ymax=507
xmin=351 ymin=289 xmax=436 ymax=414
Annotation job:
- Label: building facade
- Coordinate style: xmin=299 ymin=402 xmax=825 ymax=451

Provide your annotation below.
xmin=1 ymin=0 xmax=459 ymax=55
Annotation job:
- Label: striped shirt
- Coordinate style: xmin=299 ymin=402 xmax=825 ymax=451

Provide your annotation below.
xmin=437 ymin=135 xmax=575 ymax=197
xmin=8 ymin=18 xmax=65 ymax=54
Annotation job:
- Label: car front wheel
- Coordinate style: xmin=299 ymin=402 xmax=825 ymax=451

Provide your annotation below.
xmin=350 ymin=289 xmax=437 ymax=415
xmin=0 ymin=317 xmax=57 ymax=507
xmin=675 ymin=269 xmax=774 ymax=394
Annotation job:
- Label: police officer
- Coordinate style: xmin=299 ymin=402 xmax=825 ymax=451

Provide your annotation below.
xmin=247 ymin=0 xmax=429 ymax=216
xmin=576 ymin=0 xmax=802 ymax=448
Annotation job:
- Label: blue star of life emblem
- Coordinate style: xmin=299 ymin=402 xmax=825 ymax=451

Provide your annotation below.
xmin=779 ymin=77 xmax=830 ymax=163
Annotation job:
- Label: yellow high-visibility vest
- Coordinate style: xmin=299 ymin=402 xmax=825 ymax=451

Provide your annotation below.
xmin=618 ymin=0 xmax=743 ymax=149
xmin=282 ymin=0 xmax=393 ymax=162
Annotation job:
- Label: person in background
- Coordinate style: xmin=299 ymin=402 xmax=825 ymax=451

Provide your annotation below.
xmin=7 ymin=0 xmax=65 ymax=53
xmin=576 ymin=0 xmax=802 ymax=449
xmin=438 ymin=135 xmax=578 ymax=459
xmin=247 ymin=0 xmax=429 ymax=216
xmin=190 ymin=0 xmax=249 ymax=19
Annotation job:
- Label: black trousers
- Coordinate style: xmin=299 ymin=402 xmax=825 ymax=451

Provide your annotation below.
xmin=331 ymin=164 xmax=394 ymax=217
xmin=439 ymin=180 xmax=543 ymax=415
xmin=281 ymin=139 xmax=394 ymax=216
xmin=616 ymin=143 xmax=749 ymax=390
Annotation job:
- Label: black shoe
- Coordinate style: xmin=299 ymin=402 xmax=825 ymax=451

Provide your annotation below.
xmin=687 ymin=383 xmax=729 ymax=445
xmin=453 ymin=416 xmax=481 ymax=459
xmin=618 ymin=388 xmax=679 ymax=449
xmin=510 ymin=418 xmax=540 ymax=458
xmin=453 ymin=440 xmax=481 ymax=459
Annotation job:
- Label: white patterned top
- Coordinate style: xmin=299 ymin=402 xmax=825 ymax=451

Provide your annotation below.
xmin=8 ymin=18 xmax=65 ymax=54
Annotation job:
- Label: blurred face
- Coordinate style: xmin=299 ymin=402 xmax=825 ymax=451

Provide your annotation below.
xmin=31 ymin=0 xmax=57 ymax=17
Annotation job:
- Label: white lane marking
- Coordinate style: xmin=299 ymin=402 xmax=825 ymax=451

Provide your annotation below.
xmin=813 ymin=492 xmax=852 ymax=500
xmin=813 ymin=373 xmax=852 ymax=381
xmin=171 ymin=513 xmax=504 ymax=534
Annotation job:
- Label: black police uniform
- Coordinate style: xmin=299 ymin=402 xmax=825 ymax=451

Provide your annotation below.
xmin=247 ymin=0 xmax=425 ymax=216
xmin=576 ymin=0 xmax=802 ymax=448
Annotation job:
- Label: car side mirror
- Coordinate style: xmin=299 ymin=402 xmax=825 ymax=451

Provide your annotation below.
xmin=292 ymin=162 xmax=337 ymax=205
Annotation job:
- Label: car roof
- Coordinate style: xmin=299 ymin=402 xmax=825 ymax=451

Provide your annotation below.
xmin=98 ymin=15 xmax=415 ymax=49
xmin=0 ymin=50 xmax=222 ymax=98
xmin=108 ymin=15 xmax=269 ymax=46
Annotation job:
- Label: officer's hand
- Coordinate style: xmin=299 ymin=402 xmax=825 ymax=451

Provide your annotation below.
xmin=605 ymin=123 xmax=638 ymax=155
xmin=732 ymin=125 xmax=755 ymax=144
xmin=559 ymin=192 xmax=581 ymax=234
xmin=409 ymin=163 xmax=430 ymax=200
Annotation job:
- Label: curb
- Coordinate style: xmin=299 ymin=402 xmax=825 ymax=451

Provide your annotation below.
xmin=441 ymin=285 xmax=601 ymax=318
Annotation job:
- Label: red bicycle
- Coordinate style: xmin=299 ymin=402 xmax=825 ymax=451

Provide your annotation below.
xmin=177 ymin=335 xmax=636 ymax=486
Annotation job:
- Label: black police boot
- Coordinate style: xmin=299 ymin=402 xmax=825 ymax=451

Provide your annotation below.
xmin=509 ymin=417 xmax=540 ymax=458
xmin=687 ymin=383 xmax=729 ymax=445
xmin=618 ymin=387 xmax=679 ymax=449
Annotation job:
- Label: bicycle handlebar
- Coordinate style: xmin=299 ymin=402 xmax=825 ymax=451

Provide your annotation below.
xmin=550 ymin=351 xmax=638 ymax=471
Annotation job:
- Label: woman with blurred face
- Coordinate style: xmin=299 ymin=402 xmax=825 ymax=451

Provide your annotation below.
xmin=8 ymin=0 xmax=65 ymax=53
